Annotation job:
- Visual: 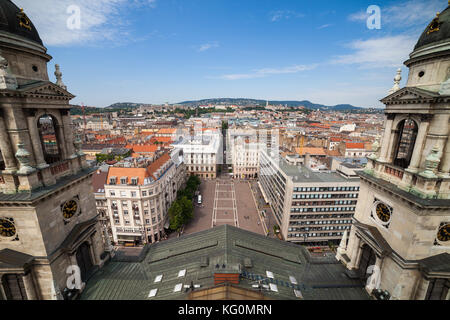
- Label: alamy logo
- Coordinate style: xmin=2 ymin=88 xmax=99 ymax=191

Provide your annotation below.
xmin=66 ymin=265 xmax=82 ymax=290
xmin=366 ymin=5 xmax=381 ymax=30
xmin=67 ymin=5 xmax=81 ymax=30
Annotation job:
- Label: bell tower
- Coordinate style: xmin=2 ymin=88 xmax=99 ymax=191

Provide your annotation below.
xmin=338 ymin=3 xmax=450 ymax=300
xmin=0 ymin=1 xmax=106 ymax=300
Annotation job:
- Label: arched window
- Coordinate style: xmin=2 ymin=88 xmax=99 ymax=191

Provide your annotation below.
xmin=37 ymin=114 xmax=61 ymax=164
xmin=393 ymin=119 xmax=418 ymax=169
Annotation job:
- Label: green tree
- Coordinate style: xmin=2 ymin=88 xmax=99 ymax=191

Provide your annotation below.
xmin=169 ymin=201 xmax=183 ymax=231
xmin=179 ymin=196 xmax=194 ymax=223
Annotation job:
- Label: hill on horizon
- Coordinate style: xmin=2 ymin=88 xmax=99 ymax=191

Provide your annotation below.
xmin=176 ymin=98 xmax=364 ymax=110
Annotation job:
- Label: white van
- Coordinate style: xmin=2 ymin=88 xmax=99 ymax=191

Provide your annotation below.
xmin=197 ymin=195 xmax=202 ymax=204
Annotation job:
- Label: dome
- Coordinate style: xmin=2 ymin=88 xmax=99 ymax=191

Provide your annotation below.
xmin=0 ymin=0 xmax=43 ymax=46
xmin=413 ymin=4 xmax=450 ymax=52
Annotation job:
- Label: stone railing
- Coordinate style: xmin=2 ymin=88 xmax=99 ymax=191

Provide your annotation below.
xmin=50 ymin=160 xmax=70 ymax=176
xmin=384 ymin=164 xmax=404 ymax=180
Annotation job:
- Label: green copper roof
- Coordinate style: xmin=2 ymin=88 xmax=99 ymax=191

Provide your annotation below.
xmin=414 ymin=4 xmax=450 ymax=52
xmin=80 ymin=225 xmax=369 ymax=300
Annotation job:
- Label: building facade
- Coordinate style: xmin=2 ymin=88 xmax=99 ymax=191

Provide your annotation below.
xmin=0 ymin=1 xmax=106 ymax=300
xmin=259 ymin=149 xmax=360 ymax=247
xmin=338 ymin=6 xmax=450 ymax=300
xmin=105 ymin=152 xmax=186 ymax=245
xmin=173 ymin=131 xmax=222 ymax=179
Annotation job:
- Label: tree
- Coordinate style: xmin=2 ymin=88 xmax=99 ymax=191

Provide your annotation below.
xmin=179 ymin=196 xmax=194 ymax=223
xmin=169 ymin=201 xmax=183 ymax=231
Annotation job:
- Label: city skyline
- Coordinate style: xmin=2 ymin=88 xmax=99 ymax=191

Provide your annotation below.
xmin=15 ymin=0 xmax=444 ymax=108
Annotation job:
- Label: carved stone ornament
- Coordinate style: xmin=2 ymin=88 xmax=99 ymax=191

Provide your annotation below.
xmin=0 ymin=55 xmax=18 ymax=90
xmin=74 ymin=137 xmax=84 ymax=156
xmin=15 ymin=143 xmax=35 ymax=174
xmin=419 ymin=145 xmax=441 ymax=178
xmin=369 ymin=136 xmax=380 ymax=160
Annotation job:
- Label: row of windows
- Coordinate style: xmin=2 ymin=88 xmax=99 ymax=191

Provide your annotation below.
xmin=291 ymin=206 xmax=356 ymax=213
xmin=188 ymin=166 xmax=215 ymax=171
xmin=289 ymin=225 xmax=351 ymax=232
xmin=110 ymin=190 xmax=156 ymax=198
xmin=293 ymin=186 xmax=360 ymax=192
xmin=292 ymin=200 xmax=358 ymax=207
xmin=290 ymin=214 xmax=354 ymax=220
xmin=288 ymin=231 xmax=347 ymax=238
xmin=290 ymin=219 xmax=352 ymax=226
xmin=292 ymin=193 xmax=358 ymax=199
xmin=114 ymin=215 xmax=161 ymax=226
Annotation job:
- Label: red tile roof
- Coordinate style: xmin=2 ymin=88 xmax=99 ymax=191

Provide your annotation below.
xmin=346 ymin=142 xmax=365 ymax=149
xmin=107 ymin=153 xmax=171 ymax=185
xmin=126 ymin=144 xmax=159 ymax=153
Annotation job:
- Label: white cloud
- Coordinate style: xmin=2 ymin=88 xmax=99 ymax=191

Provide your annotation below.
xmin=198 ymin=42 xmax=219 ymax=52
xmin=348 ymin=0 xmax=443 ymax=28
xmin=14 ymin=0 xmax=156 ymax=46
xmin=317 ymin=24 xmax=333 ymax=29
xmin=270 ymin=10 xmax=304 ymax=22
xmin=331 ymin=35 xmax=416 ymax=68
xmin=218 ymin=64 xmax=317 ymax=80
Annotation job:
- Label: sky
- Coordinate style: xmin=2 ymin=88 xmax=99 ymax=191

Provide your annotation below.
xmin=14 ymin=0 xmax=446 ymax=108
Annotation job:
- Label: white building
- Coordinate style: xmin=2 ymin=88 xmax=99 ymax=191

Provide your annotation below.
xmin=172 ymin=130 xmax=222 ymax=179
xmin=259 ymin=149 xmax=360 ymax=247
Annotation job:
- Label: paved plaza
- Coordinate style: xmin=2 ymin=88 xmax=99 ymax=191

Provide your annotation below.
xmin=183 ymin=178 xmax=266 ymax=236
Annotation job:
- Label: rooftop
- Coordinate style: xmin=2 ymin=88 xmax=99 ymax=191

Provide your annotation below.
xmin=80 ymin=225 xmax=368 ymax=300
xmin=107 ymin=153 xmax=171 ymax=186
xmin=278 ymin=157 xmax=359 ymax=184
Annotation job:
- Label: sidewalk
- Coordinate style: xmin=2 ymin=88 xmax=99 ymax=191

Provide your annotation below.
xmin=249 ymin=180 xmax=277 ymax=239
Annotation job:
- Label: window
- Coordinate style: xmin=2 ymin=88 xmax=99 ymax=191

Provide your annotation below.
xmin=131 ymin=191 xmax=137 ymax=197
xmin=120 ymin=191 xmax=126 ymax=197
xmin=109 ymin=177 xmax=117 ymax=185
xmin=393 ymin=119 xmax=418 ymax=169
xmin=131 ymin=178 xmax=138 ymax=186
xmin=123 ymin=210 xmax=129 ymax=215
xmin=110 ymin=191 xmax=116 ymax=197
xmin=142 ymin=191 xmax=147 ymax=197
xmin=120 ymin=177 xmax=127 ymax=185
xmin=37 ymin=114 xmax=62 ymax=165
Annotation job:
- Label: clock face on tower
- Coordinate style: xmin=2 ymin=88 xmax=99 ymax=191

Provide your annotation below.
xmin=62 ymin=200 xmax=78 ymax=220
xmin=0 ymin=218 xmax=17 ymax=238
xmin=372 ymin=200 xmax=393 ymax=226
xmin=437 ymin=223 xmax=450 ymax=244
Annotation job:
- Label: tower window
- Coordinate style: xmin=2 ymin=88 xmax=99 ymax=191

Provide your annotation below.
xmin=32 ymin=65 xmax=38 ymax=72
xmin=393 ymin=119 xmax=418 ymax=169
xmin=38 ymin=114 xmax=62 ymax=165
xmin=418 ymin=71 xmax=425 ymax=78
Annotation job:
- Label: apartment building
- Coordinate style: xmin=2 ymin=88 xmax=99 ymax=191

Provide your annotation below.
xmin=227 ymin=129 xmax=262 ymax=179
xmin=259 ymin=149 xmax=360 ymax=247
xmin=104 ymin=152 xmax=186 ymax=246
xmin=172 ymin=131 xmax=222 ymax=179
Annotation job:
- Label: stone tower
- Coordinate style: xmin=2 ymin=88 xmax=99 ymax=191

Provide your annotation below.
xmin=0 ymin=1 xmax=106 ymax=300
xmin=338 ymin=3 xmax=450 ymax=300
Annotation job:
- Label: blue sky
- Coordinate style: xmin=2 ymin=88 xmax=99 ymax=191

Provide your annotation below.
xmin=16 ymin=0 xmax=445 ymax=108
